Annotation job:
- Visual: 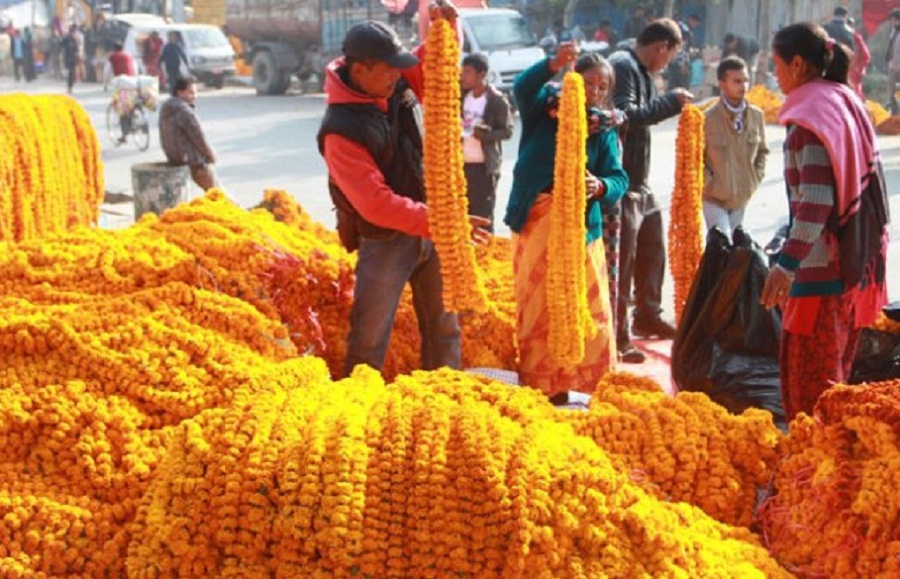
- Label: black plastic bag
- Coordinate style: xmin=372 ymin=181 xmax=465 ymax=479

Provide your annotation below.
xmin=672 ymin=228 xmax=785 ymax=423
xmin=851 ymin=301 xmax=900 ymax=382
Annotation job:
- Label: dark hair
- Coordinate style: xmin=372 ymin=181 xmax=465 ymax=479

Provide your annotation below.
xmin=114 ymin=43 xmax=123 ymax=51
xmin=575 ymin=52 xmax=615 ymax=105
xmin=834 ymin=6 xmax=848 ymax=17
xmin=724 ymin=32 xmax=736 ymax=44
xmin=637 ymin=18 xmax=683 ymax=49
xmin=716 ymin=55 xmax=747 ymax=80
xmin=173 ymin=76 xmax=196 ymax=95
xmin=772 ymin=22 xmax=850 ymax=85
xmin=462 ymin=53 xmax=489 ymax=74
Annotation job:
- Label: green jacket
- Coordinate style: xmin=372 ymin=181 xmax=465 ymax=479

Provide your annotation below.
xmin=503 ymin=58 xmax=628 ymax=243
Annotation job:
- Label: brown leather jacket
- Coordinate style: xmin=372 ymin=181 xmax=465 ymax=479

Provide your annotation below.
xmin=159 ymin=96 xmax=215 ymax=166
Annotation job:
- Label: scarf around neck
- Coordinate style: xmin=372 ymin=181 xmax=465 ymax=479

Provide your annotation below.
xmin=720 ymin=97 xmax=747 ymax=133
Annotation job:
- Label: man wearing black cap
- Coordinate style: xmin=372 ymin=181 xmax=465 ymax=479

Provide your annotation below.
xmin=823 ymin=6 xmax=855 ymax=50
xmin=317 ymin=9 xmax=489 ymax=377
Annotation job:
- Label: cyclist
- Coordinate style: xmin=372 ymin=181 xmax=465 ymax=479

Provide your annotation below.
xmin=108 ymin=43 xmax=137 ymax=144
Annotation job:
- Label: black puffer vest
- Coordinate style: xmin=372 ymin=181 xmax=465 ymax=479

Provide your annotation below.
xmin=317 ymin=72 xmax=425 ymax=250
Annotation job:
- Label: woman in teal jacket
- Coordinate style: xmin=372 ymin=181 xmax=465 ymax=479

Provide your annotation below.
xmin=504 ymin=45 xmax=628 ymax=404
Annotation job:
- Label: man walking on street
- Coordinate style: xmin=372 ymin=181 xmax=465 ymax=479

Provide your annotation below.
xmin=824 ymin=6 xmax=855 ymax=50
xmin=317 ymin=13 xmax=490 ymax=377
xmin=61 ymin=26 xmax=78 ymax=93
xmin=11 ymin=29 xmax=23 ymax=81
xmin=887 ymin=9 xmax=900 ymax=113
xmin=460 ymin=52 xmax=513 ymax=232
xmin=702 ymin=56 xmax=768 ymax=239
xmin=609 ymin=18 xmax=692 ymax=363
xmin=159 ymin=31 xmax=189 ymax=94
xmin=159 ymin=77 xmax=218 ymax=190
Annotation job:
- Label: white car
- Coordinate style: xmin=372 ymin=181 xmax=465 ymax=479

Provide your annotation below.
xmin=123 ymin=22 xmax=235 ymax=88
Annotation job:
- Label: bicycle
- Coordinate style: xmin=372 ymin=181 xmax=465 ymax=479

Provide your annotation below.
xmin=107 ymin=75 xmax=158 ymax=151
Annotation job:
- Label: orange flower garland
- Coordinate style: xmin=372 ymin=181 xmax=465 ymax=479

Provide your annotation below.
xmin=422 ymin=19 xmax=488 ymax=313
xmin=746 ymin=85 xmax=782 ymax=125
xmin=547 ymin=71 xmax=594 ymax=368
xmin=0 ymin=94 xmax=104 ymax=241
xmin=125 ymin=366 xmax=790 ymax=577
xmin=668 ymin=104 xmax=705 ymax=324
xmin=760 ymin=379 xmax=900 ymax=577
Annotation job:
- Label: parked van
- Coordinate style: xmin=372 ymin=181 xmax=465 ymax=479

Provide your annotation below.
xmin=457 ymin=8 xmax=544 ymax=101
xmin=124 ymin=22 xmax=235 ymax=88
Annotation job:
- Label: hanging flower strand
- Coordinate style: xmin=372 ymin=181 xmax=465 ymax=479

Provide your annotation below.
xmin=422 ymin=18 xmax=488 ymax=313
xmin=668 ymin=103 xmax=705 ymax=324
xmin=547 ymin=71 xmax=594 ymax=368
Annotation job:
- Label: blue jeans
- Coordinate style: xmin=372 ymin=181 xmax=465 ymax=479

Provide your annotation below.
xmin=343 ymin=232 xmax=461 ymax=376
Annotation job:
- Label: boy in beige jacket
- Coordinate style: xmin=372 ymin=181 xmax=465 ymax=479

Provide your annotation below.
xmin=703 ymin=56 xmax=768 ymax=238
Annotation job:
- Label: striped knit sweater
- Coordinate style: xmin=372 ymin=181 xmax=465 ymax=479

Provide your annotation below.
xmin=777 ymin=124 xmax=843 ymax=297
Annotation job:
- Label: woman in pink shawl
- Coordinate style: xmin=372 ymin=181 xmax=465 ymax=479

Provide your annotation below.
xmin=761 ymin=23 xmax=890 ymax=421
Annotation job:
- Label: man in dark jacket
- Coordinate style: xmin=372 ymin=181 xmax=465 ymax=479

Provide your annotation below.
xmin=609 ymin=18 xmax=692 ymax=363
xmin=61 ymin=25 xmax=78 ymax=94
xmin=460 ymin=52 xmax=513 ymax=232
xmin=823 ymin=6 xmax=855 ymax=50
xmin=317 ymin=16 xmax=490 ymax=377
xmin=159 ymin=31 xmax=189 ymax=94
xmin=159 ymin=76 xmax=218 ymax=189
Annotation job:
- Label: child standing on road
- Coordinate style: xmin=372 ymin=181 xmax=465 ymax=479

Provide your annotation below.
xmin=702 ymin=56 xmax=768 ymax=239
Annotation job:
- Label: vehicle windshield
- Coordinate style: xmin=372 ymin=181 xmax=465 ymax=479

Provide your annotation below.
xmin=184 ymin=28 xmax=229 ymax=49
xmin=467 ymin=14 xmax=536 ymax=51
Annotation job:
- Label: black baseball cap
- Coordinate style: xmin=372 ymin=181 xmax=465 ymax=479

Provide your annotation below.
xmin=343 ymin=21 xmax=419 ymax=69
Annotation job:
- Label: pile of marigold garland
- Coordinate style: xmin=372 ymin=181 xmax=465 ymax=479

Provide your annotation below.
xmin=759 ymin=379 xmax=900 ymax=578
xmin=0 ymin=94 xmax=104 ymax=242
xmin=4 ymin=188 xmax=900 ymax=576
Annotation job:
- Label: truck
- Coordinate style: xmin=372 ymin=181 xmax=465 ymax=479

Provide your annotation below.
xmin=225 ymin=0 xmax=388 ymax=95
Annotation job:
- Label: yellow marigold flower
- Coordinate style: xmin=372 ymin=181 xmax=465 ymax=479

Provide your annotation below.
xmin=547 ymin=72 xmax=594 ymax=368
xmin=668 ymin=104 xmax=705 ymax=323
xmin=422 ymin=19 xmax=489 ymax=313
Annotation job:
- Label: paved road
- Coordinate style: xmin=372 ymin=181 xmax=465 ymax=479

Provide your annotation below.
xmin=4 ymin=76 xmax=900 ymax=303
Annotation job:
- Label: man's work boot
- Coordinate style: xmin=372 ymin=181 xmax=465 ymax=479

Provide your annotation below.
xmin=632 ymin=317 xmax=676 ymax=340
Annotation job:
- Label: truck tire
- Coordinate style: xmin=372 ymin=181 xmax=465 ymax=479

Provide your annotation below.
xmin=253 ymin=51 xmax=287 ymax=95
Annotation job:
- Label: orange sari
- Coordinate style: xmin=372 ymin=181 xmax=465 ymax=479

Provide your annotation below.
xmin=513 ymin=194 xmax=616 ymax=396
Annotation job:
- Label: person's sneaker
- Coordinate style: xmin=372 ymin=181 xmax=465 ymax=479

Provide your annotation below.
xmin=617 ymin=343 xmax=646 ymax=364
xmin=632 ymin=317 xmax=677 ymax=340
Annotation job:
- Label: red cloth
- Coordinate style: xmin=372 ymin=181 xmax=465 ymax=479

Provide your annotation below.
xmin=849 ymin=31 xmax=872 ymax=97
xmin=143 ymin=36 xmax=163 ymax=75
xmin=108 ymin=50 xmax=135 ymax=76
xmin=862 ymin=0 xmax=900 ymax=36
xmin=781 ymin=294 xmax=861 ymax=421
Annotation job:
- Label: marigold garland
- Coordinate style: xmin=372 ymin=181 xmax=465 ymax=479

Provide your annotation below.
xmin=668 ymin=104 xmax=705 ymax=324
xmin=746 ymin=85 xmax=782 ymax=125
xmin=0 ymin=94 xmax=104 ymax=241
xmin=547 ymin=71 xmax=594 ymax=368
xmin=565 ymin=372 xmax=781 ymax=528
xmin=125 ymin=365 xmax=790 ymax=578
xmin=4 ymin=181 xmax=899 ymax=576
xmin=871 ymin=312 xmax=900 ymax=334
xmin=422 ymin=18 xmax=488 ymax=313
xmin=759 ymin=379 xmax=900 ymax=577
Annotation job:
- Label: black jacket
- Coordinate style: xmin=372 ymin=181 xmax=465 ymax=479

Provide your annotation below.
xmin=317 ymin=72 xmax=424 ymax=242
xmin=823 ymin=18 xmax=855 ymax=51
xmin=609 ymin=48 xmax=683 ymax=193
